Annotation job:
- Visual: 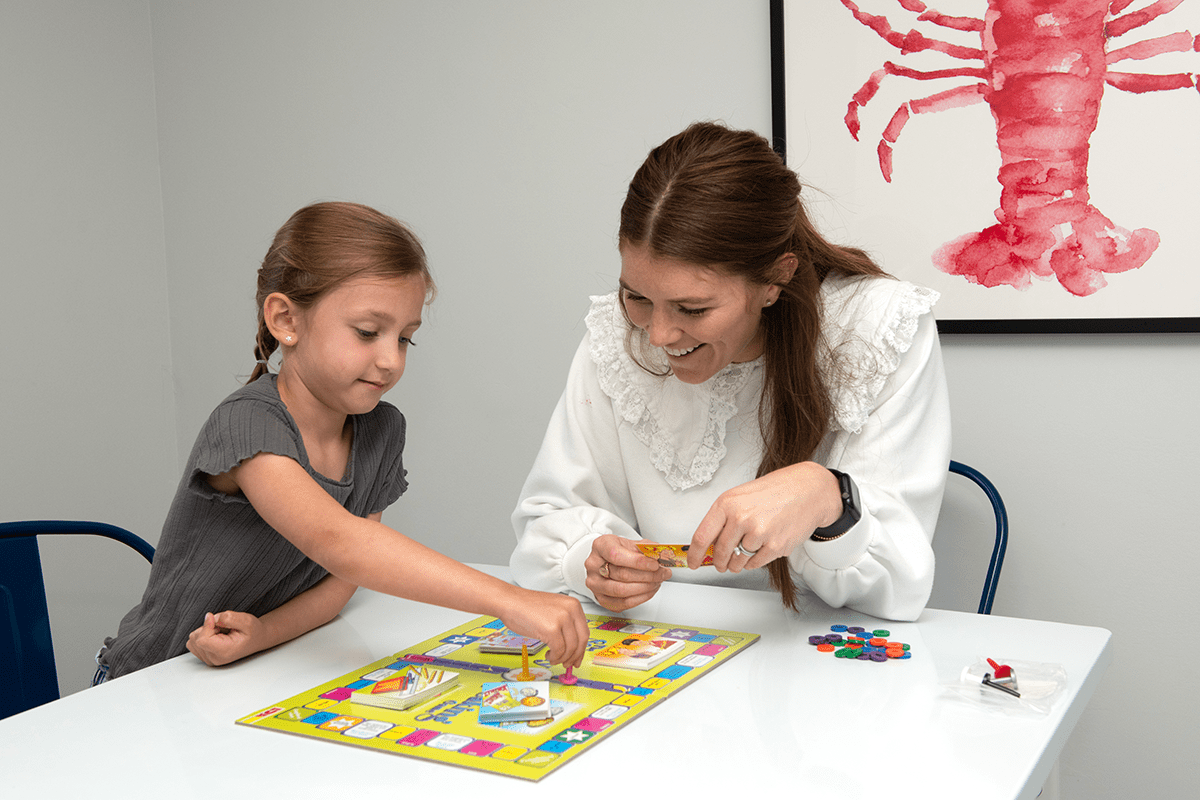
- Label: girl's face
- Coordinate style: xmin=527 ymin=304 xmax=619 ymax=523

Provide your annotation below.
xmin=283 ymin=273 xmax=426 ymax=418
xmin=619 ymin=243 xmax=777 ymax=385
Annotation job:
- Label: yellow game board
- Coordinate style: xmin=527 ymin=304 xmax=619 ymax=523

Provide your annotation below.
xmin=236 ymin=613 xmax=759 ymax=780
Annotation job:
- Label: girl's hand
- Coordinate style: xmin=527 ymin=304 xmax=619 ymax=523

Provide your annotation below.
xmin=186 ymin=610 xmax=265 ymax=666
xmin=689 ymin=462 xmax=844 ymax=573
xmin=495 ymin=588 xmax=590 ymax=668
xmin=585 ymin=534 xmax=672 ymax=612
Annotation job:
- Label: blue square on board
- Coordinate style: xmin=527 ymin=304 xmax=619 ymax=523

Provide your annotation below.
xmin=655 ymin=665 xmax=692 ymax=680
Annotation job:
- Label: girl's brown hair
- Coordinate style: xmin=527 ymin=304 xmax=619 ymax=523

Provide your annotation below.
xmin=618 ymin=122 xmax=887 ymax=611
xmin=250 ymin=202 xmax=434 ymax=383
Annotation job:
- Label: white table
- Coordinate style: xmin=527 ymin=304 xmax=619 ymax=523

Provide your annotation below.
xmin=0 ymin=566 xmax=1109 ymax=798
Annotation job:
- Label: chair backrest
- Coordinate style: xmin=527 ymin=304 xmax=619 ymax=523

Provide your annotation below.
xmin=947 ymin=461 xmax=1008 ymax=615
xmin=0 ymin=521 xmax=154 ymax=720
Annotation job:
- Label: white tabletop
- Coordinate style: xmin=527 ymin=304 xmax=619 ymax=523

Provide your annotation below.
xmin=0 ymin=566 xmax=1109 ymax=799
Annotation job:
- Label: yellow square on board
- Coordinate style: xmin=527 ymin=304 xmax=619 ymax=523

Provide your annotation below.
xmin=640 ymin=677 xmax=670 ymax=690
xmin=491 ymin=745 xmax=527 ymax=762
xmin=377 ymin=725 xmax=415 ymax=741
xmin=613 ymin=694 xmax=643 ymax=707
xmin=517 ymin=750 xmax=560 ymax=768
xmin=304 ymin=698 xmax=338 ymax=710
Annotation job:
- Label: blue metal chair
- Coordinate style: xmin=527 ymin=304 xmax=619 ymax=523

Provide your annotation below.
xmin=947 ymin=461 xmax=1008 ymax=615
xmin=0 ymin=520 xmax=154 ymax=719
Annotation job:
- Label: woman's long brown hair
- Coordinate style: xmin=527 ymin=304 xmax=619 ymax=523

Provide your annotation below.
xmin=618 ymin=122 xmax=886 ymax=611
xmin=250 ymin=202 xmax=434 ymax=384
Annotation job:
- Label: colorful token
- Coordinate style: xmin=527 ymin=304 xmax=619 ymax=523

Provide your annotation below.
xmin=811 ymin=623 xmax=913 ymax=664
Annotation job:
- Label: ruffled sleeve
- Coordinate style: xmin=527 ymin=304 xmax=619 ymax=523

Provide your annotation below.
xmin=820 ymin=275 xmax=940 ymax=435
xmin=792 ymin=275 xmax=951 ymax=621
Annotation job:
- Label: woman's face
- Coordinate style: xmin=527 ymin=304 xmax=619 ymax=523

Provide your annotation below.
xmin=619 ymin=243 xmax=778 ymax=385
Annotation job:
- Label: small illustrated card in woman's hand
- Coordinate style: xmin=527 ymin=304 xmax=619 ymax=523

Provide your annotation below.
xmin=635 ymin=543 xmax=714 ymax=568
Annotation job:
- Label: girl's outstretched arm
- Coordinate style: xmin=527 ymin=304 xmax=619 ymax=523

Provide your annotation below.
xmin=225 ymin=453 xmax=589 ymax=667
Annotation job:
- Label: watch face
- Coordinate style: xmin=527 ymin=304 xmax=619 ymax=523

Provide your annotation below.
xmin=812 ymin=469 xmax=861 ymax=541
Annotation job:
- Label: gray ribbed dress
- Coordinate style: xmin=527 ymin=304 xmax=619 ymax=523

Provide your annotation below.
xmin=100 ymin=374 xmax=408 ymax=678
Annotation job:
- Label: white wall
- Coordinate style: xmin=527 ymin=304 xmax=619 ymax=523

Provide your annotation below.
xmin=0 ymin=0 xmax=178 ymax=698
xmin=3 ymin=2 xmax=1198 ymax=797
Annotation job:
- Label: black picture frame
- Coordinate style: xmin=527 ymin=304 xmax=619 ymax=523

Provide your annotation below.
xmin=769 ymin=0 xmax=1200 ymax=334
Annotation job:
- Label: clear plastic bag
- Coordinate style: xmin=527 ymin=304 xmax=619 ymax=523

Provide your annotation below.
xmin=943 ymin=657 xmax=1068 ymax=716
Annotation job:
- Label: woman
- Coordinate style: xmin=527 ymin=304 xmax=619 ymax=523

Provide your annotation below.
xmin=510 ymin=122 xmax=950 ymax=621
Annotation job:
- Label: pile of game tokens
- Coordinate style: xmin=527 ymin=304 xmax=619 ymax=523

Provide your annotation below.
xmin=807 ymin=625 xmax=911 ymax=662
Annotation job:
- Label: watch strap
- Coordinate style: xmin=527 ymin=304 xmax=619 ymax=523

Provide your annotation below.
xmin=810 ymin=469 xmax=862 ymax=542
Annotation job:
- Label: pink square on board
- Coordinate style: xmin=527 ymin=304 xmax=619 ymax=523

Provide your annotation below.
xmin=574 ymin=717 xmax=615 ymax=732
xmin=398 ymin=729 xmax=440 ymax=747
xmin=319 ymin=687 xmax=353 ymax=700
xmin=461 ymin=740 xmax=504 ymax=757
xmin=695 ymin=644 xmax=727 ymax=657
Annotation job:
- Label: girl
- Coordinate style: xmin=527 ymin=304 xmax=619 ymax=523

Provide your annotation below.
xmin=98 ymin=202 xmax=587 ymax=681
xmin=511 ymin=123 xmax=951 ymax=622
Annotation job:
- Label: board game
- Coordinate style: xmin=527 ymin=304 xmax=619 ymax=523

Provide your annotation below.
xmin=236 ymin=613 xmax=758 ymax=781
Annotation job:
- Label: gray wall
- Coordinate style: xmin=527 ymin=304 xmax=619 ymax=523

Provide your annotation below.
xmin=2 ymin=2 xmax=1197 ymax=797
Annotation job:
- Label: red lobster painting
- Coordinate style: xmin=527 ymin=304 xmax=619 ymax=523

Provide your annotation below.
xmin=841 ymin=0 xmax=1199 ymax=297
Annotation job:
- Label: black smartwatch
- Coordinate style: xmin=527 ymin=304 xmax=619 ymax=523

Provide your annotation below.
xmin=810 ymin=469 xmax=861 ymax=542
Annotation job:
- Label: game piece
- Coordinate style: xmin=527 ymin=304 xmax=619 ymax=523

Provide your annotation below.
xmin=559 ymin=666 xmax=577 ymax=685
xmin=236 ymin=613 xmax=759 ymax=781
xmin=478 ymin=681 xmax=552 ymax=724
xmin=515 ymin=643 xmax=534 ymax=680
xmin=591 ymin=635 xmax=686 ymax=671
xmin=501 ymin=641 xmax=551 ymax=682
xmin=349 ymin=667 xmax=460 ymax=711
xmin=502 ymin=665 xmax=552 ymax=681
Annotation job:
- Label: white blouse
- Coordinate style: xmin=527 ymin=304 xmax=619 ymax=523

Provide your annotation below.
xmin=510 ymin=274 xmax=951 ymax=621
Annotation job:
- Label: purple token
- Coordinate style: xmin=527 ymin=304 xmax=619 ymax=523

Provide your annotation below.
xmin=847 ymin=626 xmax=866 ymax=634
xmin=869 ymin=653 xmax=888 ymax=662
xmin=808 ymin=635 xmax=825 ymax=646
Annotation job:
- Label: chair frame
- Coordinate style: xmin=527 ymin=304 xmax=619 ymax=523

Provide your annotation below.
xmin=947 ymin=461 xmax=1008 ymax=615
xmin=1 ymin=520 xmax=154 ymax=719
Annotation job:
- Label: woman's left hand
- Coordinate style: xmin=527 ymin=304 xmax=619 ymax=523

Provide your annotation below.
xmin=688 ymin=461 xmax=844 ymax=572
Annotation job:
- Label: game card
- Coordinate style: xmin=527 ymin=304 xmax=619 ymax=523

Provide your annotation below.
xmin=635 ymin=543 xmax=714 ymax=567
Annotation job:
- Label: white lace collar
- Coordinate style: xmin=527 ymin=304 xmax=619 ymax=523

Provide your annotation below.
xmin=585 ymin=277 xmax=937 ymax=491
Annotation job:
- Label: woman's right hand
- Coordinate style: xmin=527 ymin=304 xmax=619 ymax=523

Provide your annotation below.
xmin=585 ymin=534 xmax=672 ymax=612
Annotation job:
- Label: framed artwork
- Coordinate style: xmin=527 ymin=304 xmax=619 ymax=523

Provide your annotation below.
xmin=771 ymin=0 xmax=1200 ymax=333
